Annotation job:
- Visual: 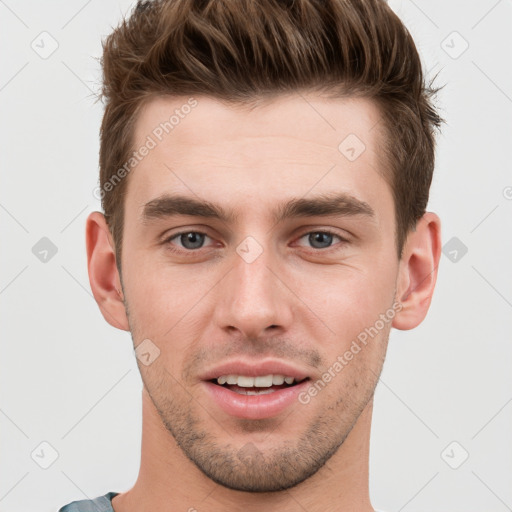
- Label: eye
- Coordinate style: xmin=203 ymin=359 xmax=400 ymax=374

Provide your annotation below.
xmin=165 ymin=231 xmax=213 ymax=250
xmin=162 ymin=229 xmax=347 ymax=254
xmin=296 ymin=230 xmax=346 ymax=250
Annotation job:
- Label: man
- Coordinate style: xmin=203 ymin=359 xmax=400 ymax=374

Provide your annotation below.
xmin=60 ymin=0 xmax=442 ymax=510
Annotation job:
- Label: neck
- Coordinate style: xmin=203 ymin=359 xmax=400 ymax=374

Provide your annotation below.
xmin=112 ymin=390 xmax=375 ymax=512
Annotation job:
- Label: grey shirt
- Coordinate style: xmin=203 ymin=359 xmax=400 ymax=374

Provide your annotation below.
xmin=58 ymin=492 xmax=119 ymax=512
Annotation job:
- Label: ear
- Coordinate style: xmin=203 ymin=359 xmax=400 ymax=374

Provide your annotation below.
xmin=86 ymin=211 xmax=130 ymax=331
xmin=392 ymin=212 xmax=442 ymax=330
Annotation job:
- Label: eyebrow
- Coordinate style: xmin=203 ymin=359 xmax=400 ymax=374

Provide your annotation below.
xmin=141 ymin=192 xmax=375 ymax=225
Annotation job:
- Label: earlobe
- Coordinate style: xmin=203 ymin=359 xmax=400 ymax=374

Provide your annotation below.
xmin=392 ymin=212 xmax=442 ymax=330
xmin=85 ymin=211 xmax=130 ymax=331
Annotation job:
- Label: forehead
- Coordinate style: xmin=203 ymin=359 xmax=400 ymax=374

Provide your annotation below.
xmin=127 ymin=93 xmax=391 ymax=222
xmin=133 ymin=93 xmax=384 ymax=159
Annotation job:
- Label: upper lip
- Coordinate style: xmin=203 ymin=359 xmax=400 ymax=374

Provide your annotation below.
xmin=200 ymin=359 xmax=311 ymax=381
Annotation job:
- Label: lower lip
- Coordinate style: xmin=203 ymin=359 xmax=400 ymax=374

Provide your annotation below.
xmin=202 ymin=380 xmax=310 ymax=420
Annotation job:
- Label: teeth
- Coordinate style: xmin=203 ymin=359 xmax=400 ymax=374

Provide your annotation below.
xmin=272 ymin=375 xmax=285 ymax=385
xmin=237 ymin=376 xmax=256 ymax=387
xmin=236 ymin=388 xmax=276 ymax=395
xmin=226 ymin=375 xmax=238 ymax=385
xmin=254 ymin=375 xmax=273 ymax=387
xmin=216 ymin=374 xmax=299 ymax=387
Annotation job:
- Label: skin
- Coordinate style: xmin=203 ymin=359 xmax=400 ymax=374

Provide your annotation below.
xmin=86 ymin=93 xmax=441 ymax=512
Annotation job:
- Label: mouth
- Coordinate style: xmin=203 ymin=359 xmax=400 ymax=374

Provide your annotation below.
xmin=203 ymin=373 xmax=311 ymax=419
xmin=209 ymin=374 xmax=310 ymax=395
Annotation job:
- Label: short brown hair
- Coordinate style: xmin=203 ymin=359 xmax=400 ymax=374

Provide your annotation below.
xmin=98 ymin=0 xmax=443 ymax=272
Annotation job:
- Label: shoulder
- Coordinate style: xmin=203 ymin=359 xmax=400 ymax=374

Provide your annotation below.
xmin=58 ymin=492 xmax=119 ymax=512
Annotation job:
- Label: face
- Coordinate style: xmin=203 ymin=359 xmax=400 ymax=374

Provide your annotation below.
xmin=119 ymin=93 xmax=400 ymax=492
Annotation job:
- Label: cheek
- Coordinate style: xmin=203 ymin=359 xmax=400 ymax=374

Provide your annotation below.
xmin=123 ymin=252 xmax=218 ymax=346
xmin=291 ymin=262 xmax=396 ymax=351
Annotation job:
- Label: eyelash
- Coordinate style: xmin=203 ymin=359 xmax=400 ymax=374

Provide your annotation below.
xmin=162 ymin=229 xmax=348 ymax=254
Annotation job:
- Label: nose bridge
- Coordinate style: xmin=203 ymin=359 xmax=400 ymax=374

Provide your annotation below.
xmin=216 ymin=237 xmax=292 ymax=337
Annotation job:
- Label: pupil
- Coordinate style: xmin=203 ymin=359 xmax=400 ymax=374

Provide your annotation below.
xmin=309 ymin=232 xmax=332 ymax=249
xmin=181 ymin=232 xmax=204 ymax=249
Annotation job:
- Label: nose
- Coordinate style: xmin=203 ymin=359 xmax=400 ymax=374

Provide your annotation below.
xmin=213 ymin=242 xmax=294 ymax=340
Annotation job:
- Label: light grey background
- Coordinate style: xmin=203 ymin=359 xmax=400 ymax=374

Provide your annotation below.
xmin=1 ymin=1 xmax=511 ymax=511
